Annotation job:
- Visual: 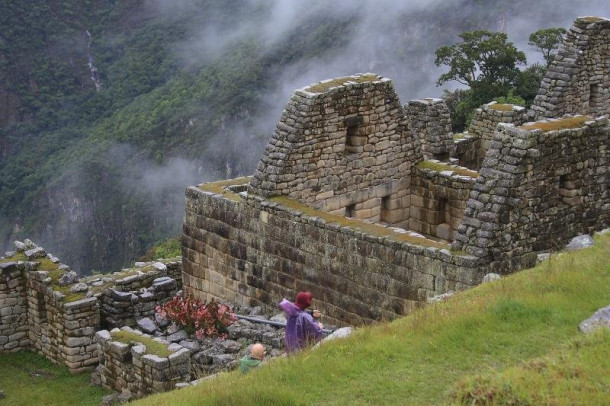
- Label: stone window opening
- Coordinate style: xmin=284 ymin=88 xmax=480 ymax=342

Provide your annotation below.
xmin=589 ymin=83 xmax=602 ymax=113
xmin=345 ymin=204 xmax=356 ymax=218
xmin=344 ymin=116 xmax=365 ymax=154
xmin=558 ymin=173 xmax=579 ymax=206
xmin=437 ymin=197 xmax=448 ymax=224
xmin=559 ymin=174 xmax=569 ymax=189
xmin=380 ymin=195 xmax=391 ymax=223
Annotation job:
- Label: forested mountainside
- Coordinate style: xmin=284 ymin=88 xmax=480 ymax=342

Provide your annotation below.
xmin=0 ymin=0 xmax=604 ymax=273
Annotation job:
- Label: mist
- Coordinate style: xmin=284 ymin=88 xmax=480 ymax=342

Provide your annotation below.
xmin=5 ymin=0 xmax=607 ymax=272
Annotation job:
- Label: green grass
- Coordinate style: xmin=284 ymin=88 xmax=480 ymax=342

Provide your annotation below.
xmin=306 ymin=74 xmax=380 ymax=93
xmin=0 ymin=351 xmax=109 ymax=406
xmin=520 ymin=116 xmax=589 ymax=132
xmin=269 ymin=195 xmax=448 ymax=249
xmin=110 ymin=330 xmax=172 ymax=358
xmin=134 ymin=233 xmax=610 ymax=405
xmin=416 ymin=160 xmax=479 ymax=178
xmin=488 ymin=103 xmax=514 ymax=111
xmin=198 ymin=176 xmax=251 ymax=202
xmin=453 ymin=329 xmax=610 ymax=405
xmin=140 ymin=237 xmax=182 ymax=261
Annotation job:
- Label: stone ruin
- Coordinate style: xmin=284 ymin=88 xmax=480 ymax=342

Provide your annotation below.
xmin=0 ymin=240 xmax=294 ymax=400
xmin=182 ymin=16 xmax=610 ymax=327
xmin=1 ymin=14 xmax=609 ymax=402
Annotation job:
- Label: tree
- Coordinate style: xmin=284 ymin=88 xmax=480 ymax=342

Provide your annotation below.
xmin=435 ymin=30 xmax=526 ymax=91
xmin=436 ymin=31 xmax=527 ymax=131
xmin=514 ymin=63 xmax=546 ymax=106
xmin=528 ymin=27 xmax=567 ymax=67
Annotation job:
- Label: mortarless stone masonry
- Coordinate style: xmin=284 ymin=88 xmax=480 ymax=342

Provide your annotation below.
xmin=452 ymin=115 xmax=609 ymax=272
xmin=183 ymin=17 xmax=610 ymax=326
xmin=405 ymin=98 xmax=454 ymax=161
xmin=0 ymin=240 xmax=181 ymax=373
xmin=532 ymin=17 xmax=610 ymax=119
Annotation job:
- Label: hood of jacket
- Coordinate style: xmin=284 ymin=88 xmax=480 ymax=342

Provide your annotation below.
xmin=280 ymin=298 xmax=301 ymax=317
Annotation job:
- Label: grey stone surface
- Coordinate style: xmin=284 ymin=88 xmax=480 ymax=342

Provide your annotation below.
xmin=167 ymin=330 xmax=188 ymax=343
xmin=57 ymin=271 xmax=79 ymax=286
xmin=137 ymin=317 xmax=158 ymax=334
xmin=482 ymin=273 xmax=501 ymax=283
xmin=579 ymin=305 xmax=610 ymax=334
xmin=565 ymin=234 xmax=595 ymax=251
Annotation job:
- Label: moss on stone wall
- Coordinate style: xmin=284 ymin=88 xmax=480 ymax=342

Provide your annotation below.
xmin=268 ymin=195 xmax=448 ymax=248
xmin=520 ymin=116 xmax=589 ymax=132
xmin=306 ymin=74 xmax=380 ymax=93
xmin=110 ymin=330 xmax=172 ymax=358
xmin=197 ymin=176 xmax=251 ymax=202
xmin=416 ymin=161 xmax=479 ymax=178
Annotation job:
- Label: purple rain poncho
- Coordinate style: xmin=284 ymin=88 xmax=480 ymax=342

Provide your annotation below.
xmin=279 ymin=298 xmax=323 ymax=353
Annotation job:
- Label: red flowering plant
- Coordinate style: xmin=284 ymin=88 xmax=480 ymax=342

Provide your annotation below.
xmin=155 ymin=295 xmax=237 ymax=340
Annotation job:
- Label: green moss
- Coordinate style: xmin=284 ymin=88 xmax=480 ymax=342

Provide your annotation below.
xmin=2 ymin=252 xmax=26 ymax=262
xmin=416 ymin=160 xmax=479 ymax=178
xmin=453 ymin=133 xmax=468 ymax=140
xmin=488 ymin=103 xmax=514 ymax=111
xmin=520 ymin=116 xmax=589 ymax=132
xmin=198 ymin=176 xmax=251 ymax=202
xmin=111 ymin=330 xmax=172 ymax=358
xmin=306 ymin=74 xmax=380 ymax=93
xmin=268 ymin=196 xmax=448 ymax=249
xmin=578 ymin=16 xmax=605 ymax=23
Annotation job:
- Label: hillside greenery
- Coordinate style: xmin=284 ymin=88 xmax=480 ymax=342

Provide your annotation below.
xmin=0 ymin=350 xmax=109 ymax=405
xmin=135 ymin=233 xmax=610 ymax=405
xmin=0 ymin=0 xmax=569 ymax=273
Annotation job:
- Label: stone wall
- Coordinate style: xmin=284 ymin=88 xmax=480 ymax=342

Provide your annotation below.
xmin=453 ymin=134 xmax=481 ymax=169
xmin=468 ymin=102 xmax=526 ymax=168
xmin=532 ymin=17 xmax=610 ymax=119
xmin=96 ymin=328 xmax=191 ymax=398
xmin=0 ymin=261 xmax=28 ymax=352
xmin=0 ymin=240 xmax=182 ymax=373
xmin=248 ymin=74 xmax=421 ymax=216
xmin=408 ymin=163 xmax=477 ymax=241
xmin=183 ymin=181 xmax=483 ymax=327
xmin=405 ymin=98 xmax=454 ymax=161
xmin=453 ymin=115 xmax=610 ymax=272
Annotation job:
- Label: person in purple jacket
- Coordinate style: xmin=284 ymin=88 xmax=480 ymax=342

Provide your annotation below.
xmin=279 ymin=291 xmax=324 ymax=353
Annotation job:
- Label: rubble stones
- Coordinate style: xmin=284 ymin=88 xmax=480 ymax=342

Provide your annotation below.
xmin=24 ymin=247 xmax=46 ymax=260
xmin=137 ymin=317 xmax=158 ymax=334
xmin=70 ymin=283 xmax=88 ymax=293
xmin=58 ymin=271 xmax=79 ymax=286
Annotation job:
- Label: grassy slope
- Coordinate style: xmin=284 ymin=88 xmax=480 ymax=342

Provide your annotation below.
xmin=0 ymin=351 xmax=109 ymax=405
xmin=136 ymin=233 xmax=610 ymax=405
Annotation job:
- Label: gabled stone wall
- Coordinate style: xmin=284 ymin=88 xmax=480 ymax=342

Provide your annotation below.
xmin=248 ymin=74 xmax=420 ymax=216
xmin=532 ymin=17 xmax=610 ymax=119
xmin=453 ymin=116 xmax=610 ymax=272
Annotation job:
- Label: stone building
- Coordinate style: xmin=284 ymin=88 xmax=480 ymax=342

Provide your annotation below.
xmin=532 ymin=17 xmax=610 ymax=119
xmin=182 ymin=17 xmax=610 ymax=327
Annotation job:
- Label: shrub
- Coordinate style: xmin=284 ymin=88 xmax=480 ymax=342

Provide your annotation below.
xmin=156 ymin=295 xmax=237 ymax=339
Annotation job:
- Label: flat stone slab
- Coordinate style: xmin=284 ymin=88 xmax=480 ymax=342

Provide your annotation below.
xmin=137 ymin=317 xmax=158 ymax=334
xmin=167 ymin=330 xmax=188 ymax=343
xmin=579 ymin=305 xmax=610 ymax=334
xmin=25 ymin=247 xmax=46 ymax=259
